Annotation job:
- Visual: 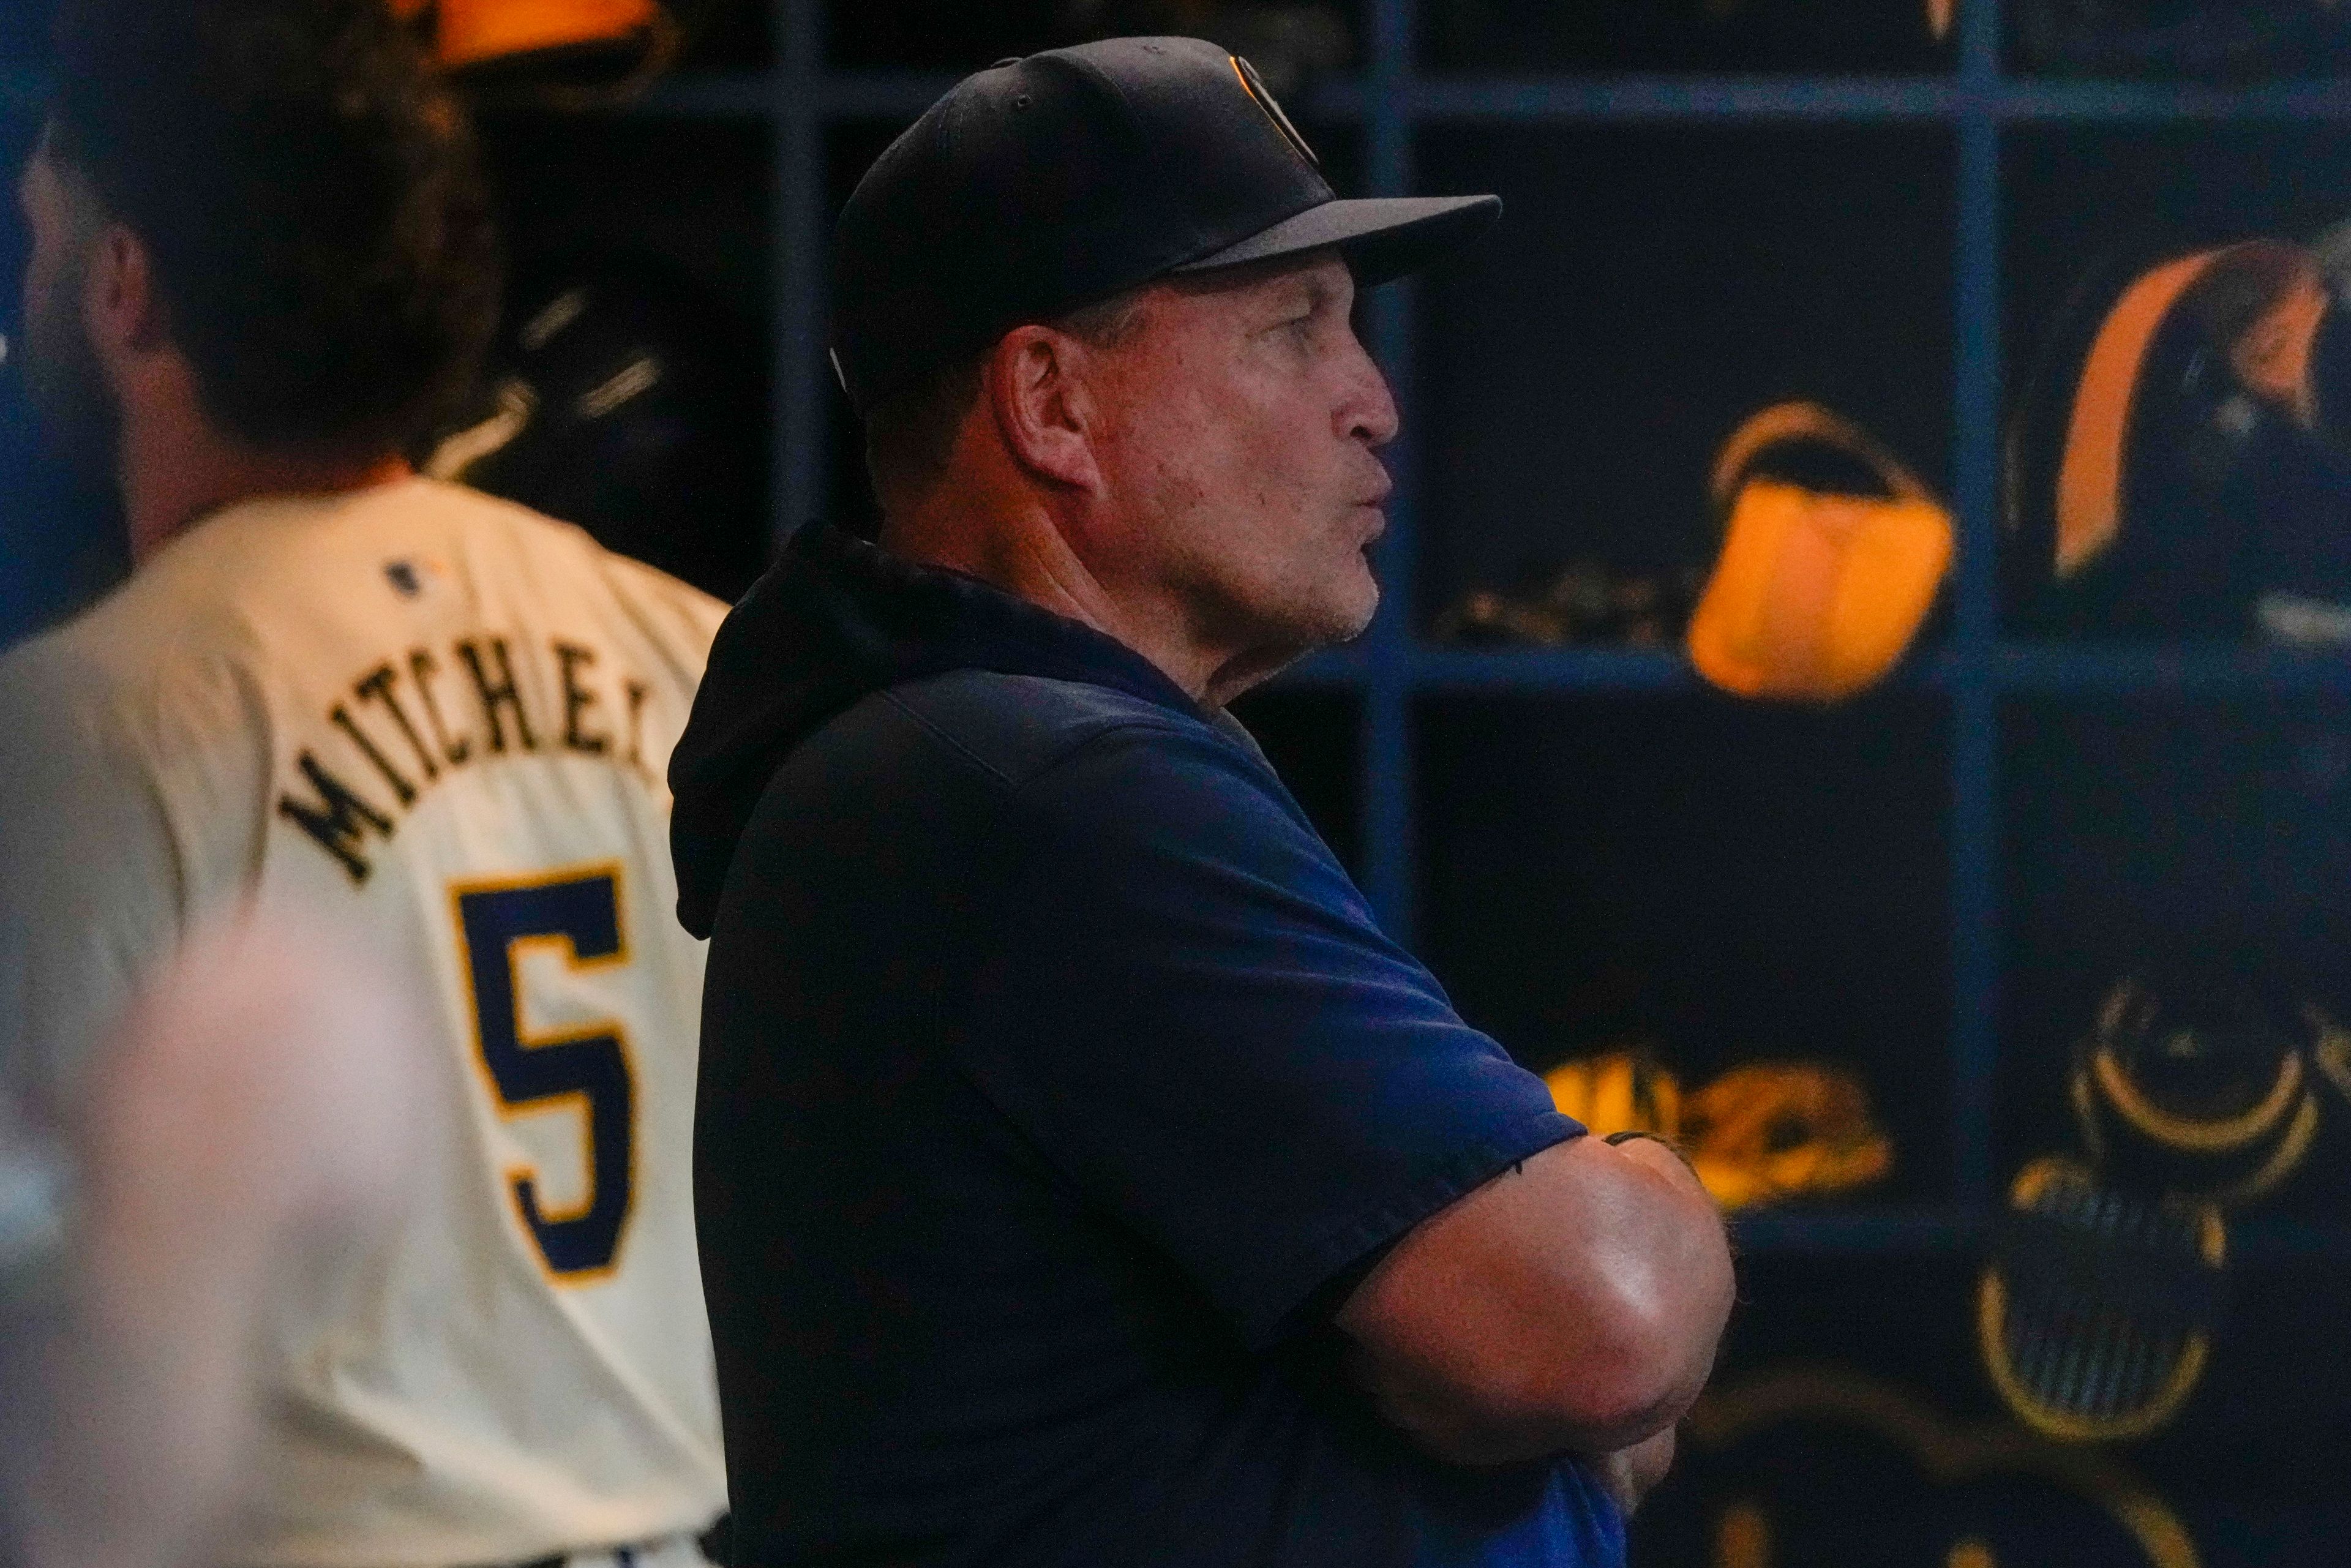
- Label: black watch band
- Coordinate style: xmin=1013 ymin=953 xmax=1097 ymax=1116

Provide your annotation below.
xmin=1601 ymin=1129 xmax=1702 ymax=1179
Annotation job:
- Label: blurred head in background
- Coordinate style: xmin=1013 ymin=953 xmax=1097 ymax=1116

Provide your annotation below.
xmin=18 ymin=0 xmax=499 ymax=552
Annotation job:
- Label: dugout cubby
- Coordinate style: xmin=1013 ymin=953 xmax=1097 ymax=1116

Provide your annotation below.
xmin=823 ymin=0 xmax=1371 ymax=74
xmin=1416 ymin=691 xmax=1955 ymax=1208
xmin=473 ymin=111 xmax=774 ymax=602
xmin=2004 ymin=124 xmax=2351 ymax=361
xmin=1999 ymin=0 xmax=2351 ymax=80
xmin=1421 ymin=0 xmax=1957 ymax=77
xmin=1997 ymin=695 xmax=2351 ymax=1224
xmin=2000 ymin=125 xmax=2351 ymax=648
xmin=1414 ymin=122 xmax=1957 ymax=642
xmin=1635 ymin=1254 xmax=2351 ymax=1568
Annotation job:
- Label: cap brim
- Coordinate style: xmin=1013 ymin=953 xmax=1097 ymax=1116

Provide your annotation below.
xmin=1168 ymin=193 xmax=1502 ymax=286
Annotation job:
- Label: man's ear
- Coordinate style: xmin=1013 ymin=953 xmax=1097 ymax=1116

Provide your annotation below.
xmin=86 ymin=222 xmax=171 ymax=364
xmin=983 ymin=325 xmax=1104 ymax=493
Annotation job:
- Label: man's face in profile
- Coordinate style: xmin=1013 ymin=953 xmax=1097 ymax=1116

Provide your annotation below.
xmin=1084 ymin=250 xmax=1401 ymax=668
xmin=17 ymin=130 xmax=118 ymax=483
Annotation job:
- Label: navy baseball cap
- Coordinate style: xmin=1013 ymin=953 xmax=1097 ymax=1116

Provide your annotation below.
xmin=830 ymin=36 xmax=1501 ymax=416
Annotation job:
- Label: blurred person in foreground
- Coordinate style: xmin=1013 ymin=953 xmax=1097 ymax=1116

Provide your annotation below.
xmin=0 ymin=2 xmax=730 ymax=1563
xmin=672 ymin=37 xmax=1735 ymax=1568
xmin=1 ymin=914 xmax=427 ymax=1568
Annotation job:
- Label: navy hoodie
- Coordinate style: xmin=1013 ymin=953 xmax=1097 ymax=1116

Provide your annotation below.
xmin=668 ymin=523 xmax=1615 ymax=1568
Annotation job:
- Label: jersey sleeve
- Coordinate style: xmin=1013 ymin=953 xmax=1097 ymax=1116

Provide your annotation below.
xmin=605 ymin=552 xmax=729 ymax=684
xmin=0 ymin=640 xmax=199 ymax=1117
xmin=960 ymin=722 xmax=1583 ymax=1351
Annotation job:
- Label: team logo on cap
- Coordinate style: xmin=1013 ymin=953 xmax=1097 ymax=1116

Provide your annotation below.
xmin=1230 ymin=55 xmax=1318 ymax=168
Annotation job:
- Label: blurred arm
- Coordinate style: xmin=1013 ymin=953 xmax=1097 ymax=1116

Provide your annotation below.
xmin=13 ymin=913 xmax=429 ymax=1568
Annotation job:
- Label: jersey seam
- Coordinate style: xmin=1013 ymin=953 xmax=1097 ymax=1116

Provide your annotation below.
xmin=877 ymin=683 xmax=1204 ymax=794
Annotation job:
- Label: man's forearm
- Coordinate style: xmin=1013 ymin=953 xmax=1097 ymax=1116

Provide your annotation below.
xmin=1339 ymin=1130 xmax=1734 ymax=1467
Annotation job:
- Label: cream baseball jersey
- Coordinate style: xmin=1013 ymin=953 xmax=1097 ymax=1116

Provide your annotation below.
xmin=0 ymin=478 xmax=727 ymax=1567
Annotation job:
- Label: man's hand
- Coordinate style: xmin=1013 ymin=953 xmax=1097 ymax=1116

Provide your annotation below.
xmin=1589 ymin=1138 xmax=1709 ymax=1518
xmin=1588 ymin=1424 xmax=1677 ymax=1518
xmin=1584 ymin=1139 xmax=1698 ymax=1517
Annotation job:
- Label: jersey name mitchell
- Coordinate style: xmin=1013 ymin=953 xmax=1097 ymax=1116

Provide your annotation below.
xmin=281 ymin=629 xmax=666 ymax=883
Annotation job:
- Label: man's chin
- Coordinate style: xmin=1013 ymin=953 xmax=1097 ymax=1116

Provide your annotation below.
xmin=1330 ymin=601 xmax=1378 ymax=648
xmin=1330 ymin=565 xmax=1381 ymax=644
xmin=1271 ymin=572 xmax=1379 ymax=653
xmin=1190 ymin=558 xmax=1382 ymax=688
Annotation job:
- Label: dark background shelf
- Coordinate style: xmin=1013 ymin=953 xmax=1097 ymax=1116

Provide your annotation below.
xmin=24 ymin=61 xmax=2351 ymax=124
xmin=11 ymin=2 xmax=2351 ymax=1219
xmin=1284 ymin=643 xmax=2351 ymax=696
xmin=1418 ymin=689 xmax=1955 ymax=1209
xmin=615 ymin=69 xmax=2351 ymax=123
xmin=1415 ymin=122 xmax=1956 ymax=626
xmin=6 ymin=0 xmax=2351 ymax=1557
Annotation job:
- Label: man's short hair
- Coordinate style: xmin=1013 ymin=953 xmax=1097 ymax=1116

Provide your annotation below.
xmin=48 ymin=0 xmax=500 ymax=457
xmin=863 ymin=290 xmax=1144 ymax=512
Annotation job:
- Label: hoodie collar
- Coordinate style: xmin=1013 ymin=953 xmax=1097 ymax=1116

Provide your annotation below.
xmin=668 ymin=521 xmax=1213 ymax=937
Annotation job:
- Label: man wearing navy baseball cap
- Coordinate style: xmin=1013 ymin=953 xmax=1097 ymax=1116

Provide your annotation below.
xmin=673 ymin=36 xmax=1733 ymax=1567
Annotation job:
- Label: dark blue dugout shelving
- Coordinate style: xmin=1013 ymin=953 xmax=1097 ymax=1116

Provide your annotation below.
xmin=742 ymin=0 xmax=2014 ymax=1248
xmin=760 ymin=25 xmax=2020 ymax=1015
xmin=771 ymin=0 xmax=2351 ymax=1260
xmin=1293 ymin=643 xmax=2351 ymax=697
xmin=661 ymin=66 xmax=2351 ymax=127
xmin=770 ymin=0 xmax=2351 ymax=1253
xmin=0 ymin=64 xmax=45 ymax=113
xmin=12 ymin=2 xmax=2351 ymax=1255
xmin=655 ymin=66 xmax=2351 ymax=125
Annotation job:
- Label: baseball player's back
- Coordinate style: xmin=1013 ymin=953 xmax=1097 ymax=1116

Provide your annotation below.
xmin=0 ymin=476 xmax=729 ymax=1567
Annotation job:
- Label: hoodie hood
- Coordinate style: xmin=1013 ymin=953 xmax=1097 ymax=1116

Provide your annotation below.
xmin=669 ymin=522 xmax=1206 ymax=938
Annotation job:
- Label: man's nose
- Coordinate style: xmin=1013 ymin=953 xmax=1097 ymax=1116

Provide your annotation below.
xmin=1343 ymin=346 xmax=1401 ymax=450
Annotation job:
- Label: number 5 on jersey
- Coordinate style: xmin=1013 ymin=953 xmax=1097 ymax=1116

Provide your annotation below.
xmin=452 ymin=864 xmax=636 ymax=1280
